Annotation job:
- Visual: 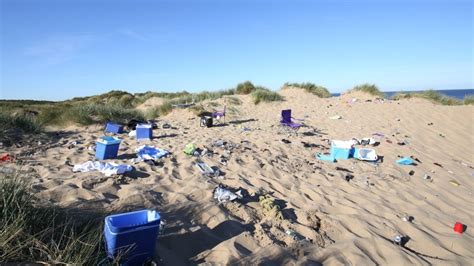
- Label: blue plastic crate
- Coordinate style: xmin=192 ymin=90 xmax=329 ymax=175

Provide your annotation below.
xmin=136 ymin=124 xmax=153 ymax=140
xmin=105 ymin=122 xmax=124 ymax=134
xmin=330 ymin=140 xmax=354 ymax=160
xmin=104 ymin=209 xmax=161 ymax=265
xmin=96 ymin=136 xmax=121 ymax=160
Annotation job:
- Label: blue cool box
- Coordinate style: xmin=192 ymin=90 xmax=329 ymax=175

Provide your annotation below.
xmin=104 ymin=209 xmax=161 ymax=265
xmin=96 ymin=136 xmax=121 ymax=160
xmin=136 ymin=124 xmax=153 ymax=140
xmin=105 ymin=122 xmax=124 ymax=134
xmin=330 ymin=140 xmax=354 ymax=160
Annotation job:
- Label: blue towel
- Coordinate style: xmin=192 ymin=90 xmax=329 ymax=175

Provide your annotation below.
xmin=396 ymin=157 xmax=414 ymax=165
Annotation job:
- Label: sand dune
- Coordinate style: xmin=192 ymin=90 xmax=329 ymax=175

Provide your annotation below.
xmin=3 ymin=89 xmax=473 ymax=265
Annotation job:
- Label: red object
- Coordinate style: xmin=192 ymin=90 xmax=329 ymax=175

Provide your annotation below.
xmin=0 ymin=154 xmax=11 ymax=162
xmin=454 ymin=222 xmax=464 ymax=234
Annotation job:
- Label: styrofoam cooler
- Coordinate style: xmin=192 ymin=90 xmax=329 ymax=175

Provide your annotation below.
xmin=104 ymin=209 xmax=161 ymax=265
xmin=105 ymin=122 xmax=124 ymax=134
xmin=136 ymin=124 xmax=153 ymax=140
xmin=330 ymin=140 xmax=354 ymax=159
xmin=96 ymin=136 xmax=121 ymax=160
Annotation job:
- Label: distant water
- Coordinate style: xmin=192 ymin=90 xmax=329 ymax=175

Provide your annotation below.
xmin=331 ymin=89 xmax=474 ymax=100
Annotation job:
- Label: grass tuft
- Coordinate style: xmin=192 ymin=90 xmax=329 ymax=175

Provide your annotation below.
xmin=391 ymin=90 xmax=463 ymax=105
xmin=0 ymin=168 xmax=106 ymax=264
xmin=283 ymin=82 xmax=331 ymax=98
xmin=463 ymin=95 xmax=474 ymax=105
xmin=351 ymin=83 xmax=385 ymax=97
xmin=251 ymin=87 xmax=284 ymax=104
xmin=65 ymin=104 xmax=145 ymax=125
xmin=236 ymin=81 xmax=256 ymax=95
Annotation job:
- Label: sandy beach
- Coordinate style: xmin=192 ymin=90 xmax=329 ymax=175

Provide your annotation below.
xmin=2 ymin=89 xmax=473 ymax=265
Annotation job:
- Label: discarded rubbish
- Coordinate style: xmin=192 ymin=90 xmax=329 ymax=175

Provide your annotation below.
xmin=196 ymin=162 xmax=220 ymax=177
xmin=128 ymin=130 xmax=136 ymax=138
xmin=213 ymin=185 xmax=242 ymax=203
xmin=73 ymin=161 xmax=133 ymax=177
xmin=281 ymin=139 xmax=291 ymax=144
xmin=408 ymin=170 xmax=415 ymax=176
xmin=184 ymin=143 xmax=197 ymax=155
xmin=104 ymin=209 xmax=160 ymax=264
xmin=0 ymin=166 xmax=15 ymax=174
xmin=393 ymin=235 xmax=406 ymax=246
xmin=449 ymin=180 xmax=460 ymax=186
xmin=396 ymin=157 xmax=414 ymax=165
xmin=354 ymin=148 xmax=378 ymax=161
xmin=96 ymin=136 xmax=121 ymax=160
xmin=433 ymin=162 xmax=443 ymax=168
xmin=329 ymin=115 xmax=342 ymax=120
xmin=316 ymin=153 xmax=336 ymax=162
xmin=423 ymin=174 xmax=432 ymax=181
xmin=402 ymin=216 xmax=414 ymax=222
xmin=259 ymin=194 xmax=284 ymax=220
xmin=136 ymin=145 xmax=169 ymax=160
xmin=454 ymin=222 xmax=465 ymax=234
xmin=1 ymin=153 xmax=13 ymax=162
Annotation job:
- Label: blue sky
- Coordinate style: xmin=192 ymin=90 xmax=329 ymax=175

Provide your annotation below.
xmin=1 ymin=0 xmax=472 ymax=100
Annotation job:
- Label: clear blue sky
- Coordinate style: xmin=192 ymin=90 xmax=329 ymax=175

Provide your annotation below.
xmin=1 ymin=0 xmax=472 ymax=100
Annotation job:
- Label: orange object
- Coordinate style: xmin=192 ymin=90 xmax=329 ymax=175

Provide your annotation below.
xmin=454 ymin=222 xmax=465 ymax=234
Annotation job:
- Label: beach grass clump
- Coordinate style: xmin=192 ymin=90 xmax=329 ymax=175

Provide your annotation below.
xmin=226 ymin=96 xmax=242 ymax=105
xmin=236 ymin=81 xmax=256 ymax=95
xmin=0 ymin=111 xmax=43 ymax=134
xmin=284 ymin=82 xmax=331 ymax=98
xmin=351 ymin=83 xmax=385 ymax=97
xmin=66 ymin=103 xmax=145 ymax=125
xmin=251 ymin=87 xmax=284 ymax=104
xmin=463 ymin=95 xmax=474 ymax=105
xmin=391 ymin=90 xmax=464 ymax=105
xmin=0 ymin=169 xmax=106 ymax=264
xmin=145 ymin=102 xmax=173 ymax=119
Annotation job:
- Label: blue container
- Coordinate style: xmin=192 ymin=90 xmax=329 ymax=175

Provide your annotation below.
xmin=104 ymin=209 xmax=161 ymax=265
xmin=136 ymin=124 xmax=153 ymax=140
xmin=330 ymin=140 xmax=354 ymax=160
xmin=105 ymin=122 xmax=124 ymax=134
xmin=96 ymin=136 xmax=121 ymax=160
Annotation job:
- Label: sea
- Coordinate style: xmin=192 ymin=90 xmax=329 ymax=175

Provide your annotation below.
xmin=331 ymin=89 xmax=474 ymax=100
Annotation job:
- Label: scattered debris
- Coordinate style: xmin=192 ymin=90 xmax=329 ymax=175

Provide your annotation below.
xmin=213 ymin=185 xmax=243 ymax=203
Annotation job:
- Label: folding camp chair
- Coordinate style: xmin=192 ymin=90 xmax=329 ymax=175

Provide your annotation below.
xmin=280 ymin=109 xmax=303 ymax=134
xmin=212 ymin=105 xmax=226 ymax=124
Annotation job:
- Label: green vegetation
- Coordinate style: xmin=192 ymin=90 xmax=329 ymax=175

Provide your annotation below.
xmin=145 ymin=102 xmax=173 ymax=119
xmin=226 ymin=96 xmax=242 ymax=105
xmin=351 ymin=83 xmax=385 ymax=97
xmin=236 ymin=81 xmax=256 ymax=95
xmin=0 ymin=168 xmax=106 ymax=264
xmin=463 ymin=95 xmax=474 ymax=105
xmin=65 ymin=104 xmax=145 ymax=125
xmin=284 ymin=82 xmax=331 ymax=98
xmin=251 ymin=87 xmax=284 ymax=104
xmin=391 ymin=90 xmax=463 ymax=105
xmin=0 ymin=112 xmax=43 ymax=135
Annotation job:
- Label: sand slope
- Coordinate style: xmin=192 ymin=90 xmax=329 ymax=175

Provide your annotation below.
xmin=3 ymin=89 xmax=473 ymax=265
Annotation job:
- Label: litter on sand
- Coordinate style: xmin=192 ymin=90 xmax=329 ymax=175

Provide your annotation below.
xmin=449 ymin=180 xmax=460 ymax=186
xmin=353 ymin=148 xmax=378 ymax=161
xmin=396 ymin=157 xmax=415 ymax=165
xmin=259 ymin=194 xmax=284 ymax=220
xmin=184 ymin=143 xmax=197 ymax=155
xmin=213 ymin=186 xmax=243 ymax=203
xmin=196 ymin=162 xmax=220 ymax=177
xmin=329 ymin=115 xmax=342 ymax=120
xmin=73 ymin=161 xmax=133 ymax=176
xmin=136 ymin=145 xmax=169 ymax=160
